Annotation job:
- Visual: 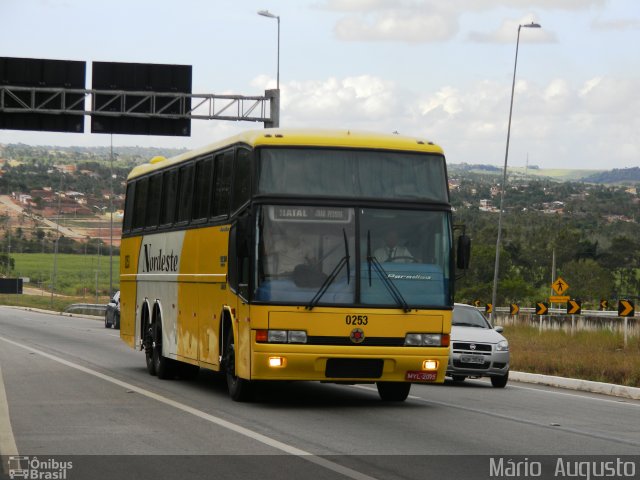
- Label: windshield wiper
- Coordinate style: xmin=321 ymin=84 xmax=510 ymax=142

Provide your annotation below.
xmin=306 ymin=229 xmax=350 ymax=310
xmin=366 ymin=230 xmax=410 ymax=312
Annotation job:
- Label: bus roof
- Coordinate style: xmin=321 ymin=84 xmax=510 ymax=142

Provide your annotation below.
xmin=128 ymin=129 xmax=444 ymax=180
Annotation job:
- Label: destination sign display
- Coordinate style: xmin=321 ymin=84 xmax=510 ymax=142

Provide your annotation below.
xmin=270 ymin=206 xmax=352 ymax=223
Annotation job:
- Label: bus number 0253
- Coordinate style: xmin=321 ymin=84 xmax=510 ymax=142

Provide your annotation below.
xmin=345 ymin=315 xmax=368 ymax=325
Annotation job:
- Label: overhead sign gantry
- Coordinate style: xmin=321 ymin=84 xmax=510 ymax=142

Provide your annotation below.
xmin=0 ymin=56 xmax=280 ymax=134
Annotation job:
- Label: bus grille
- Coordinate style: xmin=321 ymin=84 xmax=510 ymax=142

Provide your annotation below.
xmin=308 ymin=336 xmax=405 ymax=347
xmin=325 ymin=358 xmax=384 ymax=379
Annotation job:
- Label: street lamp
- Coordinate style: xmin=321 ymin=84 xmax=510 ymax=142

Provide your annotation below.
xmin=491 ymin=22 xmax=541 ymax=316
xmin=257 ymin=9 xmax=280 ymax=90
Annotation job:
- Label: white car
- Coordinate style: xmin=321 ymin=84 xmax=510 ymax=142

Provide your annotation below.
xmin=447 ymin=303 xmax=510 ymax=388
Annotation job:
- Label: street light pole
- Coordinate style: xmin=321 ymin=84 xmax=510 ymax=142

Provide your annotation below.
xmin=257 ymin=9 xmax=280 ymax=90
xmin=491 ymin=22 xmax=541 ymax=316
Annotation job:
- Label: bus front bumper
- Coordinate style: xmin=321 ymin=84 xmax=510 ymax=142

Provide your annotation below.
xmin=250 ymin=344 xmax=449 ymax=383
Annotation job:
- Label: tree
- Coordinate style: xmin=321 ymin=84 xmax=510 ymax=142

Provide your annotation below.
xmin=560 ymin=259 xmax=614 ymax=305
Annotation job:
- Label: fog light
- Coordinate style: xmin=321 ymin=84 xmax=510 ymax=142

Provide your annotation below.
xmin=423 ymin=360 xmax=439 ymax=371
xmin=268 ymin=356 xmax=285 ymax=367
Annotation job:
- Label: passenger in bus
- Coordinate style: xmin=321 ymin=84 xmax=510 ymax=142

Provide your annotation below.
xmin=374 ymin=230 xmax=415 ymax=263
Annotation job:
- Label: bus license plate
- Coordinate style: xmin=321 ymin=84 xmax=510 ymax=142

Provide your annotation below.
xmin=405 ymin=371 xmax=437 ymax=382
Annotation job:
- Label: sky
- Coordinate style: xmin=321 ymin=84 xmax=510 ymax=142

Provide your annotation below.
xmin=1 ymin=0 xmax=639 ymax=170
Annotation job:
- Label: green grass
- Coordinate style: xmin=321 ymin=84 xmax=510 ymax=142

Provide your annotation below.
xmin=508 ymin=166 xmax=605 ymax=181
xmin=0 ymin=293 xmax=101 ymax=313
xmin=507 ymin=325 xmax=640 ymax=387
xmin=10 ymin=252 xmax=119 ymax=297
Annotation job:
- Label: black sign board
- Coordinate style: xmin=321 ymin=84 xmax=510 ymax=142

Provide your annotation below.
xmin=0 ymin=278 xmax=23 ymax=294
xmin=91 ymin=61 xmax=192 ymax=136
xmin=0 ymin=57 xmax=85 ymax=132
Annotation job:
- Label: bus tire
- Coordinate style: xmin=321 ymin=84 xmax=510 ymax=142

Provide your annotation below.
xmin=143 ymin=314 xmax=156 ymax=376
xmin=153 ymin=320 xmax=175 ymax=380
xmin=376 ymin=382 xmax=411 ymax=402
xmin=223 ymin=330 xmax=252 ymax=402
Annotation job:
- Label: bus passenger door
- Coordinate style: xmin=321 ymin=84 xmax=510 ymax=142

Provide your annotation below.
xmin=228 ymin=219 xmax=252 ymax=379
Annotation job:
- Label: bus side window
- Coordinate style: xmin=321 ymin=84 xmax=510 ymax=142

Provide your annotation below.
xmin=192 ymin=156 xmax=214 ymax=221
xmin=232 ymin=148 xmax=252 ymax=214
xmin=212 ymin=151 xmax=233 ymax=219
xmin=145 ymin=173 xmax=163 ymax=229
xmin=132 ymin=177 xmax=148 ymax=231
xmin=176 ymin=164 xmax=194 ymax=224
xmin=123 ymin=182 xmax=135 ymax=233
xmin=159 ymin=169 xmax=178 ymax=227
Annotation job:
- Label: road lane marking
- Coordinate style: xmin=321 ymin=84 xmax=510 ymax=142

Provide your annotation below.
xmin=507 ymin=383 xmax=640 ymax=407
xmin=0 ymin=365 xmax=19 ymax=476
xmin=353 ymin=385 xmax=640 ymax=448
xmin=0 ymin=335 xmax=377 ymax=480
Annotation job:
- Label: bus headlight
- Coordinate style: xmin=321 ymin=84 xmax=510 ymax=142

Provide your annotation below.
xmin=268 ymin=330 xmax=288 ymax=343
xmin=404 ymin=333 xmax=449 ymax=346
xmin=287 ymin=330 xmax=307 ymax=344
xmin=256 ymin=329 xmax=308 ymax=344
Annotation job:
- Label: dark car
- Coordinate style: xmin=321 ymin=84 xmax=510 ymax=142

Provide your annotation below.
xmin=105 ymin=291 xmax=120 ymax=329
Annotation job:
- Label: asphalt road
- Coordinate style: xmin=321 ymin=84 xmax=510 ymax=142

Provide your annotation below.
xmin=0 ymin=306 xmax=639 ymax=480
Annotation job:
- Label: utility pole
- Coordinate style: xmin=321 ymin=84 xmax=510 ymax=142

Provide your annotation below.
xmin=109 ymin=135 xmax=114 ymax=297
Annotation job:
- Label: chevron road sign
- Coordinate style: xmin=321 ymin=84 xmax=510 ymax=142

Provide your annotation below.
xmin=510 ymin=303 xmax=520 ymax=315
xmin=567 ymin=299 xmax=582 ymax=315
xmin=536 ymin=302 xmax=549 ymax=315
xmin=618 ymin=300 xmax=635 ymax=317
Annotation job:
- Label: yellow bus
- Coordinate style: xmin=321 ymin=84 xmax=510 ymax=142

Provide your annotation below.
xmin=120 ymin=129 xmax=469 ymax=401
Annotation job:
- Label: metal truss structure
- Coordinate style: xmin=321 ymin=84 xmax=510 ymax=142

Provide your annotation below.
xmin=0 ymin=86 xmax=280 ymax=128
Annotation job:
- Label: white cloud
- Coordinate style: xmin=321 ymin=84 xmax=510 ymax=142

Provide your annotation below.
xmin=334 ymin=11 xmax=456 ymax=43
xmin=253 ymin=71 xmax=638 ymax=168
xmin=591 ymin=18 xmax=640 ymax=31
xmin=467 ymin=15 xmax=557 ymax=44
xmin=317 ymin=0 xmax=601 ymax=43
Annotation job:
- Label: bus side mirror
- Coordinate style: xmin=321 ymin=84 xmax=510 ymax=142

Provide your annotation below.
xmin=456 ymin=234 xmax=471 ymax=270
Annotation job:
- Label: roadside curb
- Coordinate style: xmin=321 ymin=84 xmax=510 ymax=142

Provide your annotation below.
xmin=0 ymin=305 xmax=103 ymax=321
xmin=511 ymin=371 xmax=640 ymax=400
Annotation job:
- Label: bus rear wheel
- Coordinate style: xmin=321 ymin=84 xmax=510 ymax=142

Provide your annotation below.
xmin=152 ymin=320 xmax=175 ymax=380
xmin=376 ymin=382 xmax=411 ymax=402
xmin=223 ymin=331 xmax=253 ymax=402
xmin=143 ymin=318 xmax=156 ymax=376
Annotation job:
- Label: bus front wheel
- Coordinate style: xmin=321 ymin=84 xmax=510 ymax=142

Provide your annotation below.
xmin=376 ymin=382 xmax=411 ymax=402
xmin=223 ymin=331 xmax=253 ymax=402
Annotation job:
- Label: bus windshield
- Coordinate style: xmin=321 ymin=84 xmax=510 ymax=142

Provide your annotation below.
xmin=258 ymin=148 xmax=448 ymax=202
xmin=254 ymin=205 xmax=452 ymax=308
